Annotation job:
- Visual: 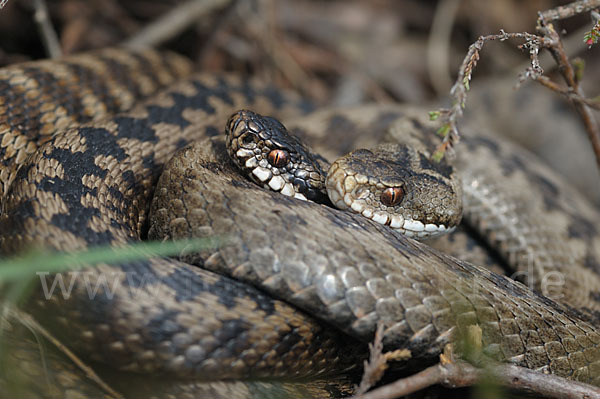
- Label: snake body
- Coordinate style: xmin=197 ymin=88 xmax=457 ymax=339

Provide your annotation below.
xmin=278 ymin=105 xmax=600 ymax=319
xmin=1 ymin=49 xmax=600 ymax=397
xmin=0 ymin=54 xmax=363 ymax=398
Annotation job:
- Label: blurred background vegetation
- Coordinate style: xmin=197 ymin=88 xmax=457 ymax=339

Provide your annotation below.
xmin=2 ymin=0 xmax=597 ymax=203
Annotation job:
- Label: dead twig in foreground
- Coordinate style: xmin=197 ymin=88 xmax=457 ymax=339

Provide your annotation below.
xmin=351 ymin=360 xmax=600 ymax=399
xmin=354 ymin=323 xmax=411 ymax=395
xmin=2 ymin=307 xmax=123 ymax=399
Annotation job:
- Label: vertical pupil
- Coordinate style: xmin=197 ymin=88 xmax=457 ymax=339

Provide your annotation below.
xmin=268 ymin=149 xmax=288 ymax=167
xmin=382 ymin=187 xmax=403 ymax=206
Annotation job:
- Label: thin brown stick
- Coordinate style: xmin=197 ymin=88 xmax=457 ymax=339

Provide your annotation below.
xmin=355 ymin=323 xmax=411 ymax=395
xmin=351 ymin=360 xmax=600 ymax=399
xmin=427 ymin=0 xmax=462 ymax=94
xmin=197 ymin=0 xmax=240 ymax=65
xmin=436 ymin=1 xmax=600 ymax=170
xmin=4 ymin=307 xmax=124 ymax=399
xmin=238 ymin=0 xmax=323 ymax=100
xmin=539 ymin=0 xmax=600 ymax=23
xmin=534 ymin=74 xmax=600 ymax=110
xmin=432 ymin=30 xmax=554 ymax=161
xmin=123 ymin=0 xmax=231 ymax=49
xmin=32 ymin=0 xmax=61 ymax=58
xmin=539 ymin=22 xmax=600 ymax=170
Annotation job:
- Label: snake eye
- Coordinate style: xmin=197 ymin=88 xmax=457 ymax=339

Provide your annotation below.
xmin=381 ymin=187 xmax=403 ymax=207
xmin=268 ymin=149 xmax=289 ymax=168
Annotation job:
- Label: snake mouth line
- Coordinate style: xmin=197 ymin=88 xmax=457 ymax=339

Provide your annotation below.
xmin=240 ymin=150 xmax=309 ymax=201
xmin=327 ymin=184 xmax=452 ymax=238
xmin=244 ymin=146 xmax=451 ymax=238
xmin=227 ymin=110 xmax=327 ymax=202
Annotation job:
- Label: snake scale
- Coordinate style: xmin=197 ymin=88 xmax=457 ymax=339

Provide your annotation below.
xmin=0 ymin=48 xmax=600 ymax=398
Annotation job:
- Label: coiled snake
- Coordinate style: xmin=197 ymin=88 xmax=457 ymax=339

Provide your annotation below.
xmin=1 ymin=49 xmax=600 ymax=398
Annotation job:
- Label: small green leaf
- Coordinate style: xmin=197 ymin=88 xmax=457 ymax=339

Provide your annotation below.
xmin=573 ymin=58 xmax=585 ymax=83
xmin=432 ymin=150 xmax=445 ymax=163
xmin=436 ymin=123 xmax=450 ymax=137
xmin=428 ymin=111 xmax=440 ymax=121
xmin=463 ymin=77 xmax=470 ymax=91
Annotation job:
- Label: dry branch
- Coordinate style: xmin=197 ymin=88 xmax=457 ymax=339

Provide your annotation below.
xmin=434 ymin=1 xmax=600 ymax=171
xmin=32 ymin=0 xmax=61 ymax=58
xmin=2 ymin=307 xmax=123 ymax=398
xmin=123 ymin=0 xmax=232 ymax=49
xmin=352 ymin=360 xmax=600 ymax=399
xmin=539 ymin=0 xmax=600 ymax=23
xmin=355 ymin=323 xmax=411 ymax=395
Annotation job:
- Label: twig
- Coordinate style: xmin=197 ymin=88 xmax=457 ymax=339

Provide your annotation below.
xmin=427 ymin=0 xmax=462 ymax=94
xmin=539 ymin=0 xmax=600 ymax=23
xmin=2 ymin=307 xmax=124 ymax=399
xmin=516 ymin=24 xmax=595 ymax=74
xmin=533 ymin=74 xmax=600 ymax=110
xmin=435 ymin=1 xmax=600 ymax=170
xmin=242 ymin=0 xmax=314 ymax=95
xmin=32 ymin=0 xmax=61 ymax=58
xmin=432 ymin=30 xmax=551 ymax=161
xmin=197 ymin=0 xmax=240 ymax=64
xmin=355 ymin=323 xmax=411 ymax=395
xmin=123 ymin=0 xmax=231 ymax=49
xmin=351 ymin=360 xmax=600 ymax=399
xmin=538 ymin=21 xmax=600 ymax=170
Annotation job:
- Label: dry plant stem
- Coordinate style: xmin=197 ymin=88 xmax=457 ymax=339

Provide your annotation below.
xmin=441 ymin=2 xmax=600 ymax=168
xmin=123 ymin=0 xmax=231 ymax=49
xmin=32 ymin=0 xmax=61 ymax=58
xmin=241 ymin=0 xmax=313 ymax=96
xmin=539 ymin=0 xmax=600 ymax=22
xmin=437 ymin=31 xmax=552 ymax=158
xmin=535 ymin=74 xmax=600 ymax=110
xmin=355 ymin=323 xmax=412 ymax=395
xmin=355 ymin=323 xmax=387 ymax=395
xmin=427 ymin=0 xmax=462 ymax=94
xmin=516 ymin=24 xmax=595 ymax=73
xmin=352 ymin=361 xmax=600 ymax=399
xmin=5 ymin=308 xmax=124 ymax=399
xmin=540 ymin=24 xmax=600 ymax=170
xmin=197 ymin=1 xmax=240 ymax=65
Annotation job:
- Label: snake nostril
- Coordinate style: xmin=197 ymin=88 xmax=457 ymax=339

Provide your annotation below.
xmin=240 ymin=133 xmax=257 ymax=147
xmin=381 ymin=187 xmax=403 ymax=207
xmin=268 ymin=149 xmax=289 ymax=168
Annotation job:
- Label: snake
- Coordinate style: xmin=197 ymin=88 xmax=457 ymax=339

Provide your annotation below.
xmin=1 ymin=48 xmax=600 ymax=398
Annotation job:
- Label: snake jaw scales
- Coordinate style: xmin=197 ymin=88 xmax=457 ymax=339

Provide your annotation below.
xmin=225 ymin=109 xmax=328 ymax=202
xmin=227 ymin=110 xmax=463 ymax=240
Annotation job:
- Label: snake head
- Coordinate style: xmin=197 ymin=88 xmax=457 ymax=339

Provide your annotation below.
xmin=225 ymin=110 xmax=327 ymax=201
xmin=325 ymin=143 xmax=463 ymax=239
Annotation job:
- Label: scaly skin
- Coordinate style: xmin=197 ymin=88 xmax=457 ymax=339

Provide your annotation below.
xmin=1 ymin=49 xmax=600 ymax=398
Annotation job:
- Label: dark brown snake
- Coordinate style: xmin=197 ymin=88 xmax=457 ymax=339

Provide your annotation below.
xmin=1 ymin=49 xmax=600 ymax=398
